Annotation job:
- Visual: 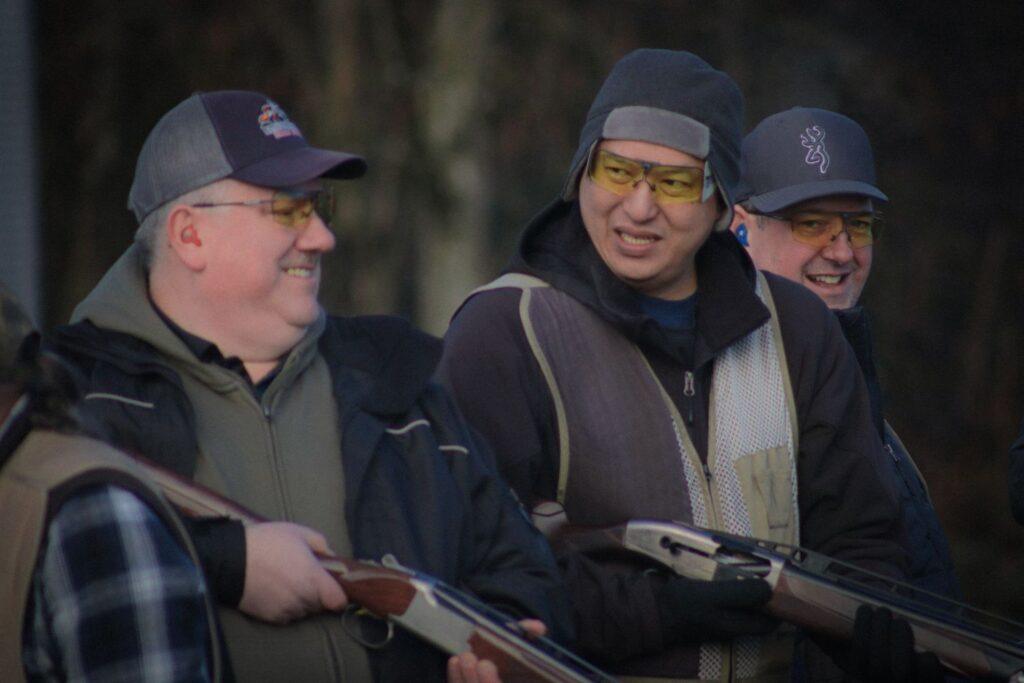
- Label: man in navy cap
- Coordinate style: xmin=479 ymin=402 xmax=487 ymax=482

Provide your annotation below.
xmin=730 ymin=107 xmax=960 ymax=601
xmin=50 ymin=90 xmax=569 ymax=682
xmin=439 ymin=50 xmax=935 ymax=680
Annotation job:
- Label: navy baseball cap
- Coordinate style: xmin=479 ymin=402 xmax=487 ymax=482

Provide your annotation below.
xmin=128 ymin=90 xmax=367 ymax=221
xmin=734 ymin=107 xmax=887 ymax=213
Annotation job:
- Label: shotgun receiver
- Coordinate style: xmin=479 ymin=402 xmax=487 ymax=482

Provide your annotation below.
xmin=555 ymin=519 xmax=1024 ymax=682
xmin=138 ymin=459 xmax=617 ymax=683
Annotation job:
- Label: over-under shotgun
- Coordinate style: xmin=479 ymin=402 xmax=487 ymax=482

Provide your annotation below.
xmin=139 ymin=459 xmax=616 ymax=683
xmin=555 ymin=519 xmax=1024 ymax=682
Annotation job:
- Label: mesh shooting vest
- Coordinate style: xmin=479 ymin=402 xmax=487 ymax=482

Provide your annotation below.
xmin=474 ymin=271 xmax=799 ymax=682
xmin=0 ymin=429 xmax=225 ymax=683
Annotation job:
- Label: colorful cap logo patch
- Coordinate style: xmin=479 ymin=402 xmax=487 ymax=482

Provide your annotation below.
xmin=258 ymin=101 xmax=302 ymax=140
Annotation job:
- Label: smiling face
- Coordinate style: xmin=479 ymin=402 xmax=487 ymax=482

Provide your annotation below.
xmin=578 ymin=139 xmax=720 ymax=300
xmin=744 ymin=196 xmax=874 ymax=309
xmin=193 ymin=179 xmax=335 ymax=355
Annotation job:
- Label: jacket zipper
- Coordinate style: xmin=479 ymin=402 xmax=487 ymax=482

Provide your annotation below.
xmin=242 ymin=388 xmax=290 ymax=521
xmin=678 ymin=368 xmax=720 ymax=528
xmin=257 ymin=392 xmax=347 ymax=676
xmin=683 ymin=370 xmax=696 ymax=425
xmin=885 ymin=442 xmax=898 ymax=462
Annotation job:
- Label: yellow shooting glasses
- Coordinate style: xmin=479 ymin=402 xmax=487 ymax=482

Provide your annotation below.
xmin=761 ymin=210 xmax=882 ymax=249
xmin=587 ymin=148 xmax=716 ymax=204
xmin=192 ymin=187 xmax=335 ymax=229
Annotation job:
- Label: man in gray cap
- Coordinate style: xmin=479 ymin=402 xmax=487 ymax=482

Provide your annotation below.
xmin=439 ymin=50 xmax=929 ymax=680
xmin=49 ymin=90 xmax=569 ymax=682
xmin=0 ymin=282 xmax=225 ymax=682
xmin=731 ymin=107 xmax=960 ymax=601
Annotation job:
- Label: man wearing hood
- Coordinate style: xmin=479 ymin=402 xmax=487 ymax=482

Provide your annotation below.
xmin=50 ymin=90 xmax=570 ymax=682
xmin=439 ymin=49 xmax=931 ymax=681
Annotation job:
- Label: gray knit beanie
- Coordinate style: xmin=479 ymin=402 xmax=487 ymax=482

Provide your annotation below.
xmin=563 ymin=49 xmax=744 ymax=231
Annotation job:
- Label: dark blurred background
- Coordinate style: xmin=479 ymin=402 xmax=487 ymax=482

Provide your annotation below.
xmin=6 ymin=1 xmax=1023 ymax=616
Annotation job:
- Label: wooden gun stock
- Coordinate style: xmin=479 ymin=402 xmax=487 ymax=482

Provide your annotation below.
xmin=555 ymin=519 xmax=1024 ymax=682
xmin=139 ymin=459 xmax=616 ymax=683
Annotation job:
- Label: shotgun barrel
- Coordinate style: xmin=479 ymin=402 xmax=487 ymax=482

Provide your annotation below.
xmin=140 ymin=457 xmax=617 ymax=683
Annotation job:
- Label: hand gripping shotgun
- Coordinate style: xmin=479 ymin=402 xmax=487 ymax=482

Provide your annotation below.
xmin=138 ymin=458 xmax=617 ymax=683
xmin=554 ymin=519 xmax=1024 ymax=682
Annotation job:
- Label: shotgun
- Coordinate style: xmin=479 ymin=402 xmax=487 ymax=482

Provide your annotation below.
xmin=138 ymin=459 xmax=617 ymax=683
xmin=553 ymin=519 xmax=1024 ymax=682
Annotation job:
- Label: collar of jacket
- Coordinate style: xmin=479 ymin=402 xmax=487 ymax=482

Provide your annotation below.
xmin=55 ymin=312 xmax=443 ymax=427
xmin=833 ymin=306 xmax=886 ymax=438
xmin=49 ymin=312 xmax=443 ymax=487
xmin=316 ymin=315 xmax=443 ymax=561
xmin=54 ymin=319 xmax=187 ymax=384
xmin=318 ymin=314 xmax=442 ymax=418
xmin=506 ymin=197 xmax=770 ymax=365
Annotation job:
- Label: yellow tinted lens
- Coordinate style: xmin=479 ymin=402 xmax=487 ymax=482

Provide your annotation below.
xmin=647 ymin=167 xmax=704 ymax=202
xmin=314 ymin=189 xmax=335 ymax=226
xmin=271 ymin=192 xmax=314 ymax=228
xmin=845 ymin=215 xmax=876 ymax=247
xmin=589 ymin=150 xmax=707 ymax=203
xmin=788 ymin=213 xmax=840 ymax=247
xmin=590 ymin=151 xmax=643 ymax=192
xmin=788 ymin=212 xmax=876 ymax=248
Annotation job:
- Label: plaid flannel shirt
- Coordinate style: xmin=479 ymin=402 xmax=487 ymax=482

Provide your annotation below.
xmin=22 ymin=485 xmax=211 ymax=682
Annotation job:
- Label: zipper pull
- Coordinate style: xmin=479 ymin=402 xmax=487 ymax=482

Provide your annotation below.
xmin=683 ymin=370 xmax=696 ymax=424
xmin=702 ymin=461 xmax=713 ymax=484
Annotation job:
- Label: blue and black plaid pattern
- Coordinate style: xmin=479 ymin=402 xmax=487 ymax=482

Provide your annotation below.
xmin=22 ymin=485 xmax=211 ymax=682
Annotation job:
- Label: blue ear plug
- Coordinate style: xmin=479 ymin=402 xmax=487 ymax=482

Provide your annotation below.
xmin=736 ymin=223 xmax=749 ymax=246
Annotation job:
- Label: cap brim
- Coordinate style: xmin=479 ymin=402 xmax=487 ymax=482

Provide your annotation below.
xmin=230 ymin=146 xmax=367 ymax=188
xmin=747 ymin=180 xmax=887 ymax=213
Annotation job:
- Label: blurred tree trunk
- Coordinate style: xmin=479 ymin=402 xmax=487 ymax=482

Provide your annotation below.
xmin=414 ymin=0 xmax=495 ymax=333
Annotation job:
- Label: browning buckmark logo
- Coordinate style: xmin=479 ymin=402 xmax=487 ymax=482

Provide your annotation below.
xmin=800 ymin=125 xmax=830 ymax=174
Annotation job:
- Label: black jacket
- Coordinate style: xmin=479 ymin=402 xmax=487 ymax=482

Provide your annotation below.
xmin=835 ymin=307 xmax=961 ymax=599
xmin=51 ymin=313 xmax=573 ymax=681
xmin=440 ymin=199 xmax=906 ymax=665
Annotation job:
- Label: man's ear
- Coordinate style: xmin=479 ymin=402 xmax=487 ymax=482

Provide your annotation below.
xmin=730 ymin=204 xmax=752 ymax=248
xmin=165 ymin=204 xmax=206 ymax=271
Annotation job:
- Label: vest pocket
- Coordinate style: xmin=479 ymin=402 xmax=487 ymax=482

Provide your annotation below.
xmin=735 ymin=446 xmax=795 ymax=543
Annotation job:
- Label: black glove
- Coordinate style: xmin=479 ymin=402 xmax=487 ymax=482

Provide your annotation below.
xmin=655 ymin=575 xmax=777 ymax=644
xmin=841 ymin=606 xmax=944 ymax=683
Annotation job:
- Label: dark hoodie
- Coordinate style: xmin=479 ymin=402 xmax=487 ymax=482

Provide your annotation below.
xmin=439 ymin=198 xmax=906 ymax=671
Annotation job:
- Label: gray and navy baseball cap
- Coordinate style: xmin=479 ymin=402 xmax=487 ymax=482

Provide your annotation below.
xmin=735 ymin=107 xmax=887 ymax=213
xmin=128 ymin=90 xmax=367 ymax=222
xmin=563 ymin=49 xmax=744 ymax=231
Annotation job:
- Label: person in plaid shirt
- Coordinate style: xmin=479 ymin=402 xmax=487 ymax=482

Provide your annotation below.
xmin=20 ymin=487 xmax=213 ymax=682
xmin=0 ymin=283 xmax=223 ymax=682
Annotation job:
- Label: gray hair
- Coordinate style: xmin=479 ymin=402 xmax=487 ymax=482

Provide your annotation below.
xmin=133 ymin=181 xmax=227 ymax=267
